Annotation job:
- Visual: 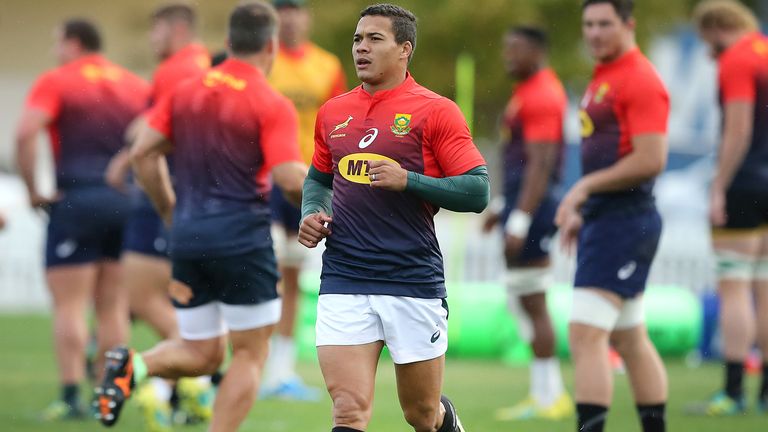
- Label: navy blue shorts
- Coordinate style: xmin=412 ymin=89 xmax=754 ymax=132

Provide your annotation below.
xmin=270 ymin=187 xmax=301 ymax=233
xmin=574 ymin=208 xmax=662 ymax=299
xmin=171 ymin=248 xmax=280 ymax=309
xmin=123 ymin=195 xmax=169 ymax=258
xmin=500 ymin=194 xmax=559 ymax=263
xmin=46 ymin=186 xmax=132 ymax=268
xmin=722 ymin=188 xmax=768 ymax=230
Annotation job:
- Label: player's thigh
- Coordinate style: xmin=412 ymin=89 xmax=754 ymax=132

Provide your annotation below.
xmin=93 ymin=260 xmax=126 ymax=312
xmin=122 ymin=252 xmax=171 ymax=303
xmin=570 ymin=287 xmax=623 ymax=334
xmin=47 ymin=263 xmax=98 ymax=309
xmin=318 ymin=342 xmax=384 ymax=405
xmin=394 ymin=355 xmax=444 ymax=419
xmin=228 ymin=324 xmax=274 ymax=364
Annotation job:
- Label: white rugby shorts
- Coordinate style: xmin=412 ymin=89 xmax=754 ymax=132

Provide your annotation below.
xmin=316 ymin=294 xmax=449 ymax=364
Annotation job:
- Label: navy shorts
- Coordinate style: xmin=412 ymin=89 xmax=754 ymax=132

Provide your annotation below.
xmin=46 ymin=186 xmax=132 ymax=268
xmin=270 ymin=187 xmax=301 ymax=233
xmin=722 ymin=188 xmax=768 ymax=230
xmin=171 ymin=248 xmax=280 ymax=309
xmin=574 ymin=208 xmax=662 ymax=299
xmin=500 ymin=194 xmax=559 ymax=263
xmin=123 ymin=195 xmax=169 ymax=258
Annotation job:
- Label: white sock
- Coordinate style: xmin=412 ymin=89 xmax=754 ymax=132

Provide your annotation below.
xmin=531 ymin=357 xmax=564 ymax=407
xmin=263 ymin=335 xmax=297 ymax=387
xmin=150 ymin=377 xmax=172 ymax=402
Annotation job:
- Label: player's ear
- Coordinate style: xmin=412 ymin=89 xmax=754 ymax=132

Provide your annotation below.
xmin=401 ymin=41 xmax=413 ymax=61
xmin=625 ymin=17 xmax=637 ymax=32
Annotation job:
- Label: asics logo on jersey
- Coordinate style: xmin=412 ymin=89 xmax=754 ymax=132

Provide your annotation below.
xmin=358 ymin=128 xmax=379 ymax=149
xmin=431 ymin=330 xmax=441 ymax=343
xmin=617 ymin=261 xmax=637 ymax=281
xmin=339 ymin=152 xmax=399 ymax=184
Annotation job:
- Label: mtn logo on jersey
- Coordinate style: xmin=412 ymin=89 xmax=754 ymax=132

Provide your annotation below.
xmin=339 ymin=152 xmax=399 ymax=184
xmin=391 ymin=113 xmax=412 ymax=136
xmin=579 ymin=110 xmax=595 ymax=138
xmin=330 ymin=115 xmax=353 ymax=138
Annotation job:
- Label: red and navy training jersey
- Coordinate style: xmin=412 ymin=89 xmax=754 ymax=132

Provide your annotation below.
xmin=718 ymin=32 xmax=768 ymax=191
xmin=502 ymin=68 xmax=566 ymax=201
xmin=149 ymin=43 xmax=210 ymax=107
xmin=25 ymin=54 xmax=149 ymax=188
xmin=148 ymin=58 xmax=301 ymax=259
xmin=313 ymin=73 xmax=486 ymax=298
xmin=579 ymin=48 xmax=669 ymax=216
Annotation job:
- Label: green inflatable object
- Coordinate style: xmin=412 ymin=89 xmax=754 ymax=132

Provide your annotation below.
xmin=295 ymin=275 xmax=701 ymax=362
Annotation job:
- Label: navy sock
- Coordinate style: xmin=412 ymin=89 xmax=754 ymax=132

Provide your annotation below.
xmin=577 ymin=403 xmax=607 ymax=432
xmin=761 ymin=363 xmax=768 ymax=401
xmin=636 ymin=403 xmax=665 ymax=432
xmin=61 ymin=383 xmax=79 ymax=407
xmin=332 ymin=428 xmax=363 ymax=432
xmin=725 ymin=360 xmax=744 ymax=400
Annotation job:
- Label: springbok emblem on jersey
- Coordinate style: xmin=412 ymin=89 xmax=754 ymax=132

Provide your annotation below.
xmin=391 ymin=113 xmax=412 ymax=136
xmin=330 ymin=115 xmax=354 ymax=136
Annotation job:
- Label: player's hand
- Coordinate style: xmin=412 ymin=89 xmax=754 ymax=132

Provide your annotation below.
xmin=299 ymin=211 xmax=332 ymax=248
xmin=555 ymin=182 xmax=588 ymax=227
xmin=482 ymin=212 xmax=500 ymax=233
xmin=105 ymin=152 xmax=131 ymax=193
xmin=28 ymin=191 xmax=61 ymax=212
xmin=160 ymin=210 xmax=173 ymax=228
xmin=558 ymin=211 xmax=583 ymax=255
xmin=168 ymin=280 xmax=193 ymax=305
xmin=709 ymin=185 xmax=727 ymax=227
xmin=0 ymin=213 xmax=6 ymax=231
xmin=368 ymin=160 xmax=407 ymax=191
xmin=504 ymin=234 xmax=525 ymax=263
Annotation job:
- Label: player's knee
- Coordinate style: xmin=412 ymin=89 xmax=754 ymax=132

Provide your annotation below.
xmin=330 ymin=388 xmax=371 ymax=427
xmin=610 ymin=329 xmax=649 ymax=359
xmin=402 ymin=400 xmax=440 ymax=432
xmin=568 ymin=322 xmax=607 ymax=355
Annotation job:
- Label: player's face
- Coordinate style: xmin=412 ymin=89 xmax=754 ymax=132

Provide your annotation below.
xmin=582 ymin=3 xmax=634 ymax=62
xmin=277 ymin=6 xmax=310 ymax=48
xmin=699 ymin=28 xmax=728 ymax=59
xmin=353 ymin=15 xmax=410 ymax=85
xmin=53 ymin=27 xmax=77 ymax=65
xmin=503 ymin=33 xmax=537 ymax=79
xmin=150 ymin=19 xmax=173 ymax=60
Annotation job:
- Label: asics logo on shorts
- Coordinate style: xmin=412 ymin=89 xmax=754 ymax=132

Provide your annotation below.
xmin=56 ymin=239 xmax=78 ymax=258
xmin=431 ymin=329 xmax=441 ymax=343
xmin=617 ymin=261 xmax=637 ymax=280
xmin=358 ymin=128 xmax=379 ymax=149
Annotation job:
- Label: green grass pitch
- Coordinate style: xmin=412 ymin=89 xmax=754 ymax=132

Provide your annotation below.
xmin=1 ymin=314 xmax=765 ymax=431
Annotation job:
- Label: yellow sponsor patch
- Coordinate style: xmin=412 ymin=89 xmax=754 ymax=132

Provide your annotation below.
xmin=203 ymin=70 xmax=247 ymax=91
xmin=339 ymin=152 xmax=399 ymax=184
xmin=579 ymin=109 xmax=595 ymax=138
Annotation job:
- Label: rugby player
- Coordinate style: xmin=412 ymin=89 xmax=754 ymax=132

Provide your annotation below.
xmin=261 ymin=0 xmax=346 ymax=401
xmin=691 ymin=0 xmax=768 ymax=415
xmin=483 ymin=26 xmax=572 ymax=421
xmin=299 ymin=4 xmax=489 ymax=431
xmin=96 ymin=3 xmax=306 ymax=431
xmin=15 ymin=19 xmax=148 ymax=419
xmin=103 ymin=4 xmax=213 ymax=429
xmin=556 ymin=1 xmax=669 ymax=431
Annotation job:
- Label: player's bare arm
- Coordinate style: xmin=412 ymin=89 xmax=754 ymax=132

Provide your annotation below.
xmin=710 ymin=101 xmax=754 ymax=226
xmin=271 ymin=160 xmax=308 ymax=207
xmin=130 ymin=125 xmax=175 ymax=225
xmin=15 ymin=108 xmax=58 ymax=208
xmin=506 ymin=142 xmax=559 ymax=257
xmin=105 ymin=116 xmax=148 ymax=193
